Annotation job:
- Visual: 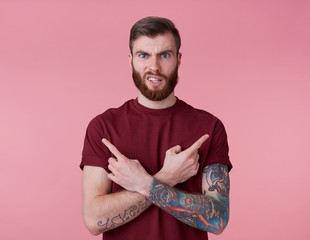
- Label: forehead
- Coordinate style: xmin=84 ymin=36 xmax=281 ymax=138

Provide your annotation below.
xmin=132 ymin=32 xmax=176 ymax=53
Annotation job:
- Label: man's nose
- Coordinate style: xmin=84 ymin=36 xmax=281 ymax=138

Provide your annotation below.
xmin=148 ymin=56 xmax=160 ymax=72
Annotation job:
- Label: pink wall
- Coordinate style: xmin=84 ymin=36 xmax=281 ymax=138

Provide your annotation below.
xmin=1 ymin=0 xmax=309 ymax=239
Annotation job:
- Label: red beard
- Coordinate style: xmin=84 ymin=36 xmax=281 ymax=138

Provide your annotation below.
xmin=132 ymin=65 xmax=178 ymax=101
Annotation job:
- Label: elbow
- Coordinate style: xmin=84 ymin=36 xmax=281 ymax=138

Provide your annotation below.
xmin=83 ymin=202 xmax=110 ymax=235
xmin=83 ymin=214 xmax=107 ymax=236
xmin=83 ymin=218 xmax=101 ymax=236
xmin=209 ymin=217 xmax=229 ymax=235
xmin=89 ymin=228 xmax=102 ymax=236
xmin=210 ymin=226 xmax=226 ymax=235
xmin=209 ymin=201 xmax=230 ymax=235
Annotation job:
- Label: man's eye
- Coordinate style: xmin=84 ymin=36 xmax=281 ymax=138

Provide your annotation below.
xmin=139 ymin=54 xmax=147 ymax=58
xmin=161 ymin=53 xmax=170 ymax=59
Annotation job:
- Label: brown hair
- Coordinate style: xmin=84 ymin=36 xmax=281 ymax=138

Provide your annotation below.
xmin=129 ymin=16 xmax=181 ymax=55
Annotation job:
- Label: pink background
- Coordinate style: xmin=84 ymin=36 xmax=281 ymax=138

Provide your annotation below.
xmin=1 ymin=0 xmax=309 ymax=239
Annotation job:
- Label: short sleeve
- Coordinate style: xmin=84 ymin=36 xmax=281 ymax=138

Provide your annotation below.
xmin=205 ymin=119 xmax=232 ymax=171
xmin=80 ymin=117 xmax=110 ymax=172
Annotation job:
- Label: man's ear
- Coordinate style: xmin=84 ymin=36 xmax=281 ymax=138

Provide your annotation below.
xmin=177 ymin=52 xmax=182 ymax=67
xmin=128 ymin=53 xmax=133 ymax=69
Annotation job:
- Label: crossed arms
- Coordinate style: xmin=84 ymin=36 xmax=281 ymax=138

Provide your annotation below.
xmin=82 ymin=135 xmax=230 ymax=235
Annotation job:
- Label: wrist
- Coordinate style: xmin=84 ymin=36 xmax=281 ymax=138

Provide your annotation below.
xmin=154 ymin=170 xmax=176 ymax=187
xmin=137 ymin=174 xmax=153 ymax=197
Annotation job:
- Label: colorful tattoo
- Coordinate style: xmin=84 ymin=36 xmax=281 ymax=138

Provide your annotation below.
xmin=149 ymin=164 xmax=229 ymax=234
xmin=98 ymin=197 xmax=150 ymax=232
xmin=203 ymin=163 xmax=230 ymax=198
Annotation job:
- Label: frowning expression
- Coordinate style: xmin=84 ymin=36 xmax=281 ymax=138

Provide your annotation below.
xmin=130 ymin=32 xmax=182 ymax=101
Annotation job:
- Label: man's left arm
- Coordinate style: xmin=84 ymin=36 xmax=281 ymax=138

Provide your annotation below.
xmin=149 ymin=163 xmax=230 ymax=235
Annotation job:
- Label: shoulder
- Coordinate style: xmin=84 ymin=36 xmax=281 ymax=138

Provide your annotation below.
xmin=90 ymin=99 xmax=134 ymax=123
xmin=177 ymin=99 xmax=222 ymax=126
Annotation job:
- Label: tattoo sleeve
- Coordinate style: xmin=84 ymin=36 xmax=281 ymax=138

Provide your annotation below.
xmin=97 ymin=197 xmax=150 ymax=232
xmin=149 ymin=164 xmax=230 ymax=234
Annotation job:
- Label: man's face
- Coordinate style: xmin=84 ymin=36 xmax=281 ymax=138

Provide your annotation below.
xmin=129 ymin=32 xmax=182 ymax=101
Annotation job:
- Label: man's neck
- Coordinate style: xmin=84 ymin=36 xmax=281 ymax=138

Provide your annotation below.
xmin=137 ymin=92 xmax=177 ymax=109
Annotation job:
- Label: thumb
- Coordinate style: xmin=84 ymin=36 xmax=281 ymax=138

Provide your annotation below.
xmin=167 ymin=145 xmax=182 ymax=155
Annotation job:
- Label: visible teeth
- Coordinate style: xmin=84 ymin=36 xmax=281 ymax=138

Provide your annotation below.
xmin=148 ymin=77 xmax=161 ymax=83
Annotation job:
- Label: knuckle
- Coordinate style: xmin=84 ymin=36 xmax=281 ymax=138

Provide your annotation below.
xmin=188 ymin=158 xmax=196 ymax=165
xmin=119 ymin=156 xmax=126 ymax=162
xmin=114 ymin=165 xmax=120 ymax=172
xmin=184 ymin=152 xmax=191 ymax=159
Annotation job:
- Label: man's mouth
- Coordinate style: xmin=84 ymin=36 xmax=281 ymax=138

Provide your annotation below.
xmin=148 ymin=77 xmax=162 ymax=83
xmin=146 ymin=74 xmax=164 ymax=85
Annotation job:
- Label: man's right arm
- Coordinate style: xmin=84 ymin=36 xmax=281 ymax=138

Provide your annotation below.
xmin=82 ymin=165 xmax=153 ymax=235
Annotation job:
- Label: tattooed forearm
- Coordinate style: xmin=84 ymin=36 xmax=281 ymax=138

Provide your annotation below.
xmin=203 ymin=163 xmax=230 ymax=198
xmin=149 ymin=164 xmax=230 ymax=235
xmin=97 ymin=197 xmax=150 ymax=232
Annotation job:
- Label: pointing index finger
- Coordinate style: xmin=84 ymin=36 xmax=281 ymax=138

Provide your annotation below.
xmin=102 ymin=138 xmax=124 ymax=159
xmin=187 ymin=134 xmax=209 ymax=153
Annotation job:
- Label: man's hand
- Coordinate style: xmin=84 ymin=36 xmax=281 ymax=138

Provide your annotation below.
xmin=157 ymin=134 xmax=209 ymax=186
xmin=102 ymin=134 xmax=209 ymax=195
xmin=102 ymin=139 xmax=153 ymax=196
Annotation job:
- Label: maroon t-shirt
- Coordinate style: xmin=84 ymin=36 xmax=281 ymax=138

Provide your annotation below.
xmin=81 ymin=98 xmax=232 ymax=240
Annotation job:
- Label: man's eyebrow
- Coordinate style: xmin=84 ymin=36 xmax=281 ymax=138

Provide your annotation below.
xmin=158 ymin=49 xmax=174 ymax=55
xmin=135 ymin=50 xmax=149 ymax=55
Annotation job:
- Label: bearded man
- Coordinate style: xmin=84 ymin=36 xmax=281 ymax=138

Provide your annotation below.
xmin=80 ymin=16 xmax=232 ymax=240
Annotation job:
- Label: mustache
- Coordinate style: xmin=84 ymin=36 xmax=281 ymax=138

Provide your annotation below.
xmin=143 ymin=71 xmax=167 ymax=79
